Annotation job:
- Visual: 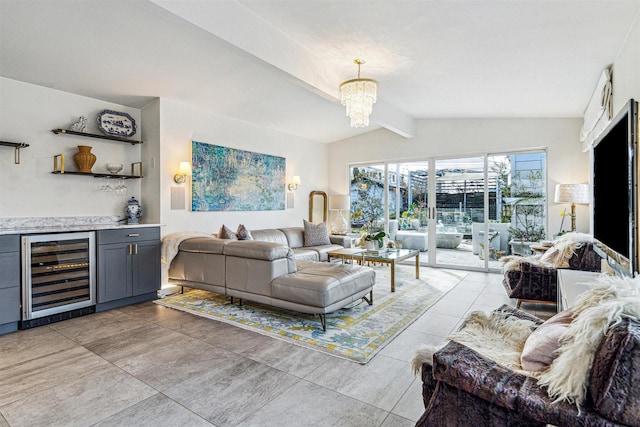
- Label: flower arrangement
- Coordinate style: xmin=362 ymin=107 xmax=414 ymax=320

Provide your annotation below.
xmin=557 ymin=209 xmax=569 ymax=236
xmin=363 ymin=231 xmax=386 ymax=249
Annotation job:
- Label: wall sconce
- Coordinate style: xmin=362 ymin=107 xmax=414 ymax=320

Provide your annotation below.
xmin=174 ymin=161 xmax=192 ymax=184
xmin=288 ymin=175 xmax=301 ymax=191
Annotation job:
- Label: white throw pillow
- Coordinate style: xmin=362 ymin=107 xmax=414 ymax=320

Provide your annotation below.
xmin=521 ymin=309 xmax=573 ymax=372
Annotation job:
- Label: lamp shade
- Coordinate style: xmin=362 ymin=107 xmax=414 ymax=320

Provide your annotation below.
xmin=554 ymin=184 xmax=589 ymax=204
xmin=178 ymin=161 xmax=192 ymax=176
xmin=329 ymin=195 xmax=350 ymax=210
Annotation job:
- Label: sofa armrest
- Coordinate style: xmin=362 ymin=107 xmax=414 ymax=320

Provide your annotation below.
xmin=432 ymin=341 xmax=614 ymax=426
xmin=503 ymin=261 xmax=558 ymax=301
xmin=432 ymin=341 xmax=530 ymax=412
xmin=495 ymin=304 xmax=545 ymax=325
xmin=329 ymin=235 xmax=351 ymax=248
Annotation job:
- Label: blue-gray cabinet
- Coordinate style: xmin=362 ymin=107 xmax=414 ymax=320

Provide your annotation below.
xmin=96 ymin=227 xmax=160 ymax=310
xmin=0 ymin=235 xmax=20 ymax=333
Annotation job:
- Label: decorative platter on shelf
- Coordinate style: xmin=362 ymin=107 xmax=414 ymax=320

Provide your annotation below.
xmin=97 ymin=109 xmax=137 ymax=137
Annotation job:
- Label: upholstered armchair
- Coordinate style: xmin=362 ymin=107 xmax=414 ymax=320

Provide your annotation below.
xmin=414 ymin=303 xmax=640 ymax=427
xmin=502 ymin=236 xmax=601 ymax=307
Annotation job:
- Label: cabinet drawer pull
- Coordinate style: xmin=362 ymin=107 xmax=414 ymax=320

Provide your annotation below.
xmin=127 ymin=233 xmax=140 ymax=237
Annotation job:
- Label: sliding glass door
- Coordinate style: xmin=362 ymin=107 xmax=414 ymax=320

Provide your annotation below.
xmin=432 ymin=157 xmax=486 ymax=269
xmin=348 ymin=151 xmax=547 ymax=272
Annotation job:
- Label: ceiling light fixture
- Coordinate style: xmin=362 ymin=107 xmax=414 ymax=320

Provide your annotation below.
xmin=339 ymin=59 xmax=378 ymax=128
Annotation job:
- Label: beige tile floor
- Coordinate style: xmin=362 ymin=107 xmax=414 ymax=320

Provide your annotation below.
xmin=0 ymin=270 xmax=555 ymax=427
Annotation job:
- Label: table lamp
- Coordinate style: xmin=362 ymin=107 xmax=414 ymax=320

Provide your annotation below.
xmin=554 ymin=183 xmax=589 ymax=231
xmin=329 ymin=195 xmax=350 ymax=235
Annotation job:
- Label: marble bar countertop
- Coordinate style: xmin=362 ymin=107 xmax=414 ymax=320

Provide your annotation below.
xmin=0 ymin=216 xmax=163 ymax=235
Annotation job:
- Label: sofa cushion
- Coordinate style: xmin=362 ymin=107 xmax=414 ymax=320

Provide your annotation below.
xmin=303 ymin=219 xmax=331 ymax=246
xmin=589 ymin=318 xmax=640 ymax=426
xmin=218 ymin=224 xmax=237 ymax=240
xmin=521 ymin=309 xmax=573 ymax=371
xmin=178 ymin=237 xmax=226 ymax=254
xmin=292 ymin=248 xmax=320 ymax=262
xmin=223 ymin=240 xmax=292 ymax=261
xmin=251 ymin=228 xmax=289 ymax=246
xmin=279 ymin=227 xmax=305 ymax=249
xmin=236 ymin=224 xmax=253 ymax=240
xmin=272 ymin=262 xmax=374 ymax=308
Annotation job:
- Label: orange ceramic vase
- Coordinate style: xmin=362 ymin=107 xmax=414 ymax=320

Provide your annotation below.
xmin=73 ymin=145 xmax=97 ymax=173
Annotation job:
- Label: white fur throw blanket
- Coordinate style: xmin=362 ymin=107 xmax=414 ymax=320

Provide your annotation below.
xmin=412 ymin=310 xmax=537 ymax=376
xmin=538 ymin=275 xmax=640 ymax=407
xmin=161 ymin=231 xmax=215 ymax=266
xmin=502 ymin=232 xmax=593 ymax=272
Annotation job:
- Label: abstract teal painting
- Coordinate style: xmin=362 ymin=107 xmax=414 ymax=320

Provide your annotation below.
xmin=191 ymin=141 xmax=286 ymax=211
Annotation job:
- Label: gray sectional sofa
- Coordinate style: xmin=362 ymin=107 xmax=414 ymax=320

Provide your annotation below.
xmin=167 ymin=227 xmax=376 ymax=330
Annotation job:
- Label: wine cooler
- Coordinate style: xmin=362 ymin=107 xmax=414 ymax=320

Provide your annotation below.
xmin=21 ymin=232 xmax=96 ymax=328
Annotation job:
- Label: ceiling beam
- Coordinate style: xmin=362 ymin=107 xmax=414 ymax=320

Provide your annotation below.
xmin=150 ymin=0 xmax=415 ymax=139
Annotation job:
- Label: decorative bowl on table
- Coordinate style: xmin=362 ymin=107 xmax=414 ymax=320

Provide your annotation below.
xmin=106 ymin=163 xmax=124 ymax=174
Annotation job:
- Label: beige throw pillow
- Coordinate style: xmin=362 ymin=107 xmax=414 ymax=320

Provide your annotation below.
xmin=521 ymin=309 xmax=573 ymax=372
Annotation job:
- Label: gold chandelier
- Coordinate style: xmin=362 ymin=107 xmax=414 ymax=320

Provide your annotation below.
xmin=339 ymin=59 xmax=378 ymax=128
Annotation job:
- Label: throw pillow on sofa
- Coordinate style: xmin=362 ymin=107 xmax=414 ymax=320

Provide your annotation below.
xmin=218 ymin=224 xmax=237 ymax=240
xmin=303 ymin=219 xmax=331 ymax=246
xmin=236 ymin=224 xmax=253 ymax=240
xmin=521 ymin=309 xmax=573 ymax=371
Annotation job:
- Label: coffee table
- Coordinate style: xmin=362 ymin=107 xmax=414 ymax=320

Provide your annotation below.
xmin=327 ymin=248 xmax=420 ymax=292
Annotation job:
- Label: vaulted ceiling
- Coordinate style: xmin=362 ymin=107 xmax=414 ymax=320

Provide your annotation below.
xmin=1 ymin=0 xmax=638 ymax=143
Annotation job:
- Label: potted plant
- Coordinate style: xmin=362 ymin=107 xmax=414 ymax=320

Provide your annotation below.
xmin=364 ymin=231 xmax=386 ymax=250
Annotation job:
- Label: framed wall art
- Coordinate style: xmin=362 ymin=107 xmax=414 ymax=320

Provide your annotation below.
xmin=191 ymin=141 xmax=286 ymax=211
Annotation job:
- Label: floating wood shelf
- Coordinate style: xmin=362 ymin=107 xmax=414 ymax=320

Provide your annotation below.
xmin=52 ymin=155 xmax=143 ymax=178
xmin=0 ymin=140 xmax=30 ymax=164
xmin=51 ymin=171 xmax=143 ymax=179
xmin=51 ymin=129 xmax=143 ymax=145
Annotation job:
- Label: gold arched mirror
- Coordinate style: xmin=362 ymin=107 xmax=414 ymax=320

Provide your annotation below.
xmin=309 ymin=191 xmax=328 ymax=224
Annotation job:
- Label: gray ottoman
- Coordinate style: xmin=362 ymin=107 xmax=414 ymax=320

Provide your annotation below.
xmin=271 ymin=262 xmax=375 ymax=330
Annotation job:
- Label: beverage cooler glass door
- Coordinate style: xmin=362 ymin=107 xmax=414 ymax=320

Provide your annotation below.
xmin=22 ymin=231 xmax=96 ymax=320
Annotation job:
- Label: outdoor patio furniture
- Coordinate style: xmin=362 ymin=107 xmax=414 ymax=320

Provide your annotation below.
xmin=471 ymin=222 xmax=510 ymax=255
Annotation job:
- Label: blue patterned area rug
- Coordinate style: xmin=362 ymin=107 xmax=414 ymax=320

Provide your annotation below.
xmin=154 ymin=265 xmax=466 ymax=363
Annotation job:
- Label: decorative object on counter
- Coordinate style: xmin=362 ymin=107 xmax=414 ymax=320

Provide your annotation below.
xmin=106 ymin=163 xmax=123 ymax=174
xmin=69 ymin=116 xmax=87 ymax=132
xmin=125 ymin=196 xmax=142 ymax=224
xmin=97 ymin=109 xmax=137 ymax=137
xmin=73 ymin=145 xmax=97 ymax=173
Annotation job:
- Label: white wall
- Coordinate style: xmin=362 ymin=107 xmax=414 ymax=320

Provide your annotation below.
xmin=328 ymin=118 xmax=587 ymax=238
xmin=0 ymin=78 xmax=143 ymax=218
xmin=157 ymin=98 xmax=329 ymax=236
xmin=0 ymin=79 xmax=329 ymax=232
xmin=612 ymin=9 xmax=640 ymax=111
xmin=141 ymin=99 xmax=162 ymax=224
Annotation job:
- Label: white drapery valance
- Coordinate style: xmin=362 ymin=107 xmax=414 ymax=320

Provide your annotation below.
xmin=580 ymin=68 xmax=613 ymax=152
